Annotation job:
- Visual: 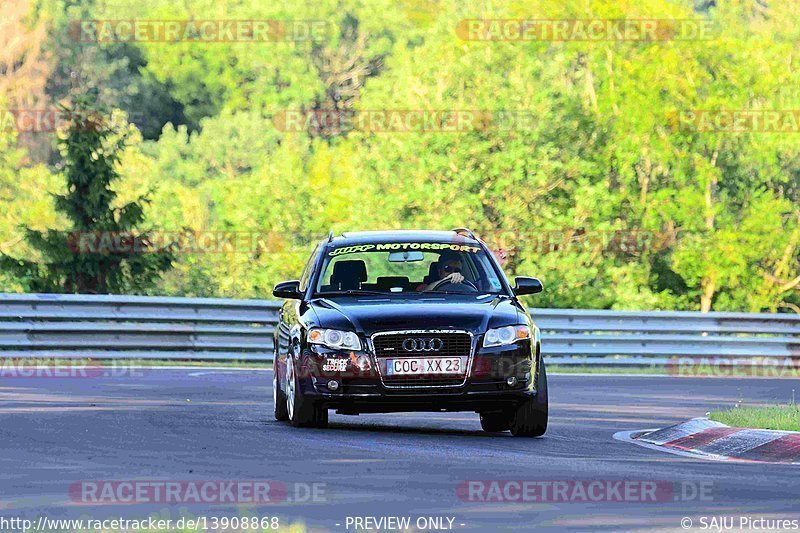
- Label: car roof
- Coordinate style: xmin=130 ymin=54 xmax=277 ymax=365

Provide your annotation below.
xmin=330 ymin=230 xmax=481 ymax=246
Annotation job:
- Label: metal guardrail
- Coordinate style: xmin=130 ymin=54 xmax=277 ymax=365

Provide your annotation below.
xmin=0 ymin=293 xmax=279 ymax=360
xmin=0 ymin=293 xmax=798 ymax=364
xmin=538 ymin=309 xmax=800 ymax=366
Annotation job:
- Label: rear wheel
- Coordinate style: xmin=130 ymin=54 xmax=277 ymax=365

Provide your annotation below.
xmin=510 ymin=360 xmax=548 ymax=437
xmin=287 ymin=355 xmax=328 ymax=428
xmin=273 ymin=365 xmax=288 ymax=421
xmin=479 ymin=411 xmax=512 ymax=432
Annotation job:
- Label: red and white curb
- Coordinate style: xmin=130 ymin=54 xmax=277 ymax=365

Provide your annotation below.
xmin=613 ymin=418 xmax=800 ymax=464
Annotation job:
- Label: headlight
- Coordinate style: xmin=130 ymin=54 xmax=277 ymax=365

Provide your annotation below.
xmin=307 ymin=328 xmax=361 ymax=350
xmin=483 ymin=325 xmax=531 ymax=348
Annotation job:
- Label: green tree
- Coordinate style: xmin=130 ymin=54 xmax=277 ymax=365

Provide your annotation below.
xmin=8 ymin=0 xmax=797 ymax=310
xmin=1 ymin=98 xmax=174 ymax=293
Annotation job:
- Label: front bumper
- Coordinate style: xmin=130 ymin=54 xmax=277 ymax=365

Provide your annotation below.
xmin=297 ymin=340 xmax=538 ymax=413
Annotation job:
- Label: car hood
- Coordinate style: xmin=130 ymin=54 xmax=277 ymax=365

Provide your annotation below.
xmin=309 ymin=295 xmax=524 ymax=335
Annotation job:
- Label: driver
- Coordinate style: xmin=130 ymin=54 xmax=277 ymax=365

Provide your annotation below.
xmin=417 ymin=252 xmax=465 ymax=292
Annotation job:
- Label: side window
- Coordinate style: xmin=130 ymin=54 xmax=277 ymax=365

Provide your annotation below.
xmin=298 ymin=243 xmax=320 ymax=291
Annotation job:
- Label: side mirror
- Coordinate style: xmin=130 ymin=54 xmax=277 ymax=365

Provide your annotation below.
xmin=273 ymin=280 xmax=302 ymax=300
xmin=513 ymin=277 xmax=543 ymax=296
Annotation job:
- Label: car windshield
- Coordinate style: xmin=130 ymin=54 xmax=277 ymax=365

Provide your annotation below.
xmin=314 ymin=242 xmax=506 ymax=296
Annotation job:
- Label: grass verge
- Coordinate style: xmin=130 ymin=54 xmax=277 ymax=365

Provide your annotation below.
xmin=710 ymin=403 xmax=800 ymax=431
xmin=549 ymin=364 xmax=666 ymax=374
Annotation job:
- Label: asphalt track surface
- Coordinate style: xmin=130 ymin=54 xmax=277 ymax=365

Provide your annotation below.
xmin=2 ymin=368 xmax=800 ymax=532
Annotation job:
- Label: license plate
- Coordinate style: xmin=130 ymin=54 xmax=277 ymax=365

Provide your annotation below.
xmin=386 ymin=357 xmax=464 ymax=376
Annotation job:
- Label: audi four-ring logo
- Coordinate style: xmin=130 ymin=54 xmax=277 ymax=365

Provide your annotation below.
xmin=402 ymin=338 xmax=444 ymax=352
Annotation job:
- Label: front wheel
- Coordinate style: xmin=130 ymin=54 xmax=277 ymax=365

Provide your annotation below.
xmin=510 ymin=359 xmax=548 ymax=437
xmin=286 ymin=355 xmax=328 ymax=428
xmin=273 ymin=365 xmax=289 ymax=421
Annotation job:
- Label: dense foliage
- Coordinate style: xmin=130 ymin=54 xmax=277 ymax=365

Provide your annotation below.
xmin=1 ymin=98 xmax=174 ymax=293
xmin=0 ymin=0 xmax=798 ymax=312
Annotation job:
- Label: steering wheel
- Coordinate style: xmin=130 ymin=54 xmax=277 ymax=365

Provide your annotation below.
xmin=429 ymin=277 xmax=479 ymax=293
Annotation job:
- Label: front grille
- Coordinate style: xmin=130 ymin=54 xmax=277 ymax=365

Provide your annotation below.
xmin=372 ymin=331 xmax=472 ymax=388
xmin=373 ymin=332 xmax=471 ymax=358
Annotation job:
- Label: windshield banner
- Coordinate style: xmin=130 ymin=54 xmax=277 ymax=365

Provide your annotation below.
xmin=329 ymin=242 xmax=482 ymax=256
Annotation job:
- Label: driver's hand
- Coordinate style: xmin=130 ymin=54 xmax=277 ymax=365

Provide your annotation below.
xmin=445 ymin=272 xmax=464 ymax=284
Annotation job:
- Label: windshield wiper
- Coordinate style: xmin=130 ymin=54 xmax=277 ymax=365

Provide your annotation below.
xmin=424 ymin=290 xmax=470 ymax=294
xmin=425 ymin=290 xmax=503 ymax=296
xmin=315 ymin=289 xmax=388 ymax=297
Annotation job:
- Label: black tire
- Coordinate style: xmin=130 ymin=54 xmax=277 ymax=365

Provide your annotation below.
xmin=287 ymin=355 xmax=328 ymax=428
xmin=510 ymin=359 xmax=548 ymax=437
xmin=479 ymin=411 xmax=512 ymax=433
xmin=273 ymin=365 xmax=289 ymax=421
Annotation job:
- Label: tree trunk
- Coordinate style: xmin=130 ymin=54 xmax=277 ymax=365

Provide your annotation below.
xmin=700 ymin=150 xmax=719 ymax=311
xmin=700 ymin=275 xmax=716 ymax=312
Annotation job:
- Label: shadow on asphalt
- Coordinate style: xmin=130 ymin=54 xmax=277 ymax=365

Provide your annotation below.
xmin=264 ymin=418 xmax=535 ymax=438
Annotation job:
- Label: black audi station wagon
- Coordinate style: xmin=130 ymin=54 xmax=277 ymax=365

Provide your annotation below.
xmin=272 ymin=229 xmax=547 ymax=437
